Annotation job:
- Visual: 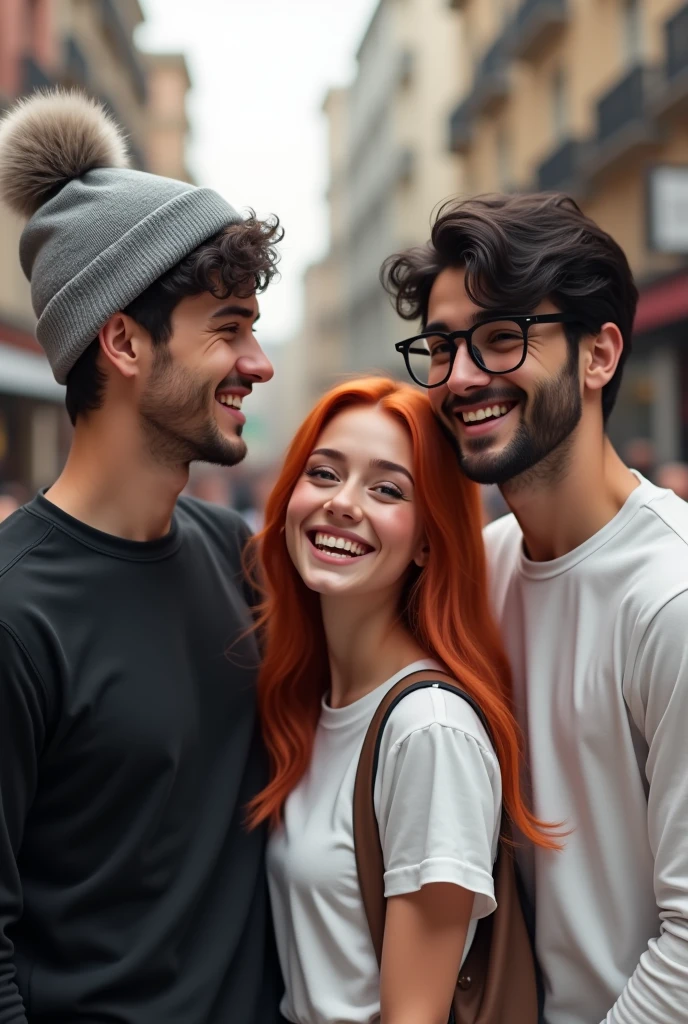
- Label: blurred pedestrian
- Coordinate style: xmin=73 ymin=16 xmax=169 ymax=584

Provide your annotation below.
xmin=241 ymin=464 xmax=280 ymax=532
xmin=0 ymin=481 xmax=27 ymax=523
xmin=0 ymin=487 xmax=19 ymax=523
xmin=622 ymin=436 xmax=656 ymax=481
xmin=384 ymin=191 xmax=688 ymax=1024
xmin=0 ymin=91 xmax=283 ymax=1024
xmin=656 ymin=461 xmax=688 ymax=501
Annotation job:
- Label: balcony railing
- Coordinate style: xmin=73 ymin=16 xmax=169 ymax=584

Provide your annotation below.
xmin=537 ymin=138 xmax=584 ymax=192
xmin=596 ymin=65 xmax=655 ymax=144
xmin=22 ymin=56 xmax=52 ymax=93
xmin=472 ymin=36 xmax=510 ymax=115
xmin=510 ymin=0 xmax=568 ymax=62
xmin=100 ymin=0 xmax=147 ymax=104
xmin=398 ymin=49 xmax=413 ymax=87
xmin=396 ymin=147 xmax=414 ymax=183
xmin=65 ymin=37 xmax=88 ymax=85
xmin=667 ymin=3 xmax=688 ymax=82
xmin=448 ymin=98 xmax=473 ymax=152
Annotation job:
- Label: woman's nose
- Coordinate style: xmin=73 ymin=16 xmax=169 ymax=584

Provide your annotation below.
xmin=323 ymin=491 xmax=361 ymax=522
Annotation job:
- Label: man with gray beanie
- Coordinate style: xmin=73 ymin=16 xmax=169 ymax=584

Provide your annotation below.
xmin=0 ymin=90 xmax=283 ymax=1023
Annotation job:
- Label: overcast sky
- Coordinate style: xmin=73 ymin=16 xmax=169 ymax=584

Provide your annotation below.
xmin=137 ymin=0 xmax=378 ymax=346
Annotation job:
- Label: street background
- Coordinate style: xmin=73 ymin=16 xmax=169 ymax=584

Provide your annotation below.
xmin=1 ymin=0 xmax=688 ymax=526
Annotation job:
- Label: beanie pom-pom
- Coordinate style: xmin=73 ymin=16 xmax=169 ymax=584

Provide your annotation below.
xmin=0 ymin=88 xmax=129 ymax=219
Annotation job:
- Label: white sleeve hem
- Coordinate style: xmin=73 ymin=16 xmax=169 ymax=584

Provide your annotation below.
xmin=383 ymin=855 xmax=496 ymax=919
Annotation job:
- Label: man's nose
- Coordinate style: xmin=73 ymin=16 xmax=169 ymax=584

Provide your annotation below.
xmin=446 ymin=339 xmax=492 ymax=395
xmin=235 ymin=336 xmax=274 ymax=384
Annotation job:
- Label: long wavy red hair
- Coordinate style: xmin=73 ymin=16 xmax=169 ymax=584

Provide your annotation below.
xmin=246 ymin=377 xmax=557 ymax=848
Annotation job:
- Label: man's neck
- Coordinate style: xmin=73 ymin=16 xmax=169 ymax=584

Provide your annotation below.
xmin=44 ymin=413 xmax=189 ymax=542
xmin=501 ymin=423 xmax=640 ymax=562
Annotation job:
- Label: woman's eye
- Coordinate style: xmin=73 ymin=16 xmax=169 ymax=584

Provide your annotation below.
xmin=305 ymin=467 xmax=338 ymax=482
xmin=375 ymin=484 xmax=404 ymax=499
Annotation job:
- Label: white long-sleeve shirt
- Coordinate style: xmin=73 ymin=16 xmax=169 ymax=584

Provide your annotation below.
xmin=484 ymin=474 xmax=688 ymax=1024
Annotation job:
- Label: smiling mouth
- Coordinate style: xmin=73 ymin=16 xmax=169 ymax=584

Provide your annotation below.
xmin=215 ymin=390 xmax=247 ymax=425
xmin=448 ymin=399 xmax=518 ymax=436
xmin=216 ymin=393 xmax=243 ymax=411
xmin=457 ymin=400 xmax=518 ymax=425
xmin=307 ymin=530 xmax=374 ymax=560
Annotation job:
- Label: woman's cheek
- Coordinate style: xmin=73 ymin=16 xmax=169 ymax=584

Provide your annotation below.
xmin=378 ymin=504 xmax=418 ymax=553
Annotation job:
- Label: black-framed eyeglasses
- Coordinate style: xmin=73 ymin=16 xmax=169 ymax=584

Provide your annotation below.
xmin=395 ymin=313 xmax=585 ymax=389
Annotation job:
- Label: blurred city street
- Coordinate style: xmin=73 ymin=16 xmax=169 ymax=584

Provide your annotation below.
xmin=1 ymin=0 xmax=688 ymax=524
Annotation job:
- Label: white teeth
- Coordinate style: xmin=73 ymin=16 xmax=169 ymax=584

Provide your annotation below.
xmin=461 ymin=403 xmax=513 ymax=424
xmin=218 ymin=394 xmax=243 ymax=409
xmin=313 ymin=532 xmax=368 ymax=557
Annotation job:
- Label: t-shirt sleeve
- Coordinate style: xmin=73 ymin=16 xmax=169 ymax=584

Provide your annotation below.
xmin=606 ymin=590 xmax=688 ymax=1022
xmin=0 ymin=621 xmax=47 ymax=1023
xmin=375 ymin=699 xmax=501 ymax=921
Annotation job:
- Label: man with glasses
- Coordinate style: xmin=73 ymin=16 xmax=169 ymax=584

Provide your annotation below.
xmin=383 ymin=192 xmax=688 ymax=1024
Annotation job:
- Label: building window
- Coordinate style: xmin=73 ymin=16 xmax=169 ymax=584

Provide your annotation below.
xmin=622 ymin=0 xmax=643 ymax=65
xmin=552 ymin=66 xmax=568 ymax=144
xmin=497 ymin=126 xmax=511 ymax=191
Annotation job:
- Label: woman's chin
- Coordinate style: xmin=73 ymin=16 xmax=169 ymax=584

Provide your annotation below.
xmin=298 ymin=566 xmax=365 ymax=597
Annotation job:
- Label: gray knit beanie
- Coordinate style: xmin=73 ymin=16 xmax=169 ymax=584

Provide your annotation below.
xmin=0 ymin=89 xmax=242 ymax=384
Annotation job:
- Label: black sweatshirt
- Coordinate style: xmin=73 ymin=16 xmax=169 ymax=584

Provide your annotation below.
xmin=0 ymin=493 xmax=281 ymax=1024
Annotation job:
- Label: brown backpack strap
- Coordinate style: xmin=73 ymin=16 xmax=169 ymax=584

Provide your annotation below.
xmin=353 ymin=668 xmax=490 ymax=967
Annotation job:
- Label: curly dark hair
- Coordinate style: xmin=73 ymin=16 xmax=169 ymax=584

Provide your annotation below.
xmin=381 ymin=192 xmax=638 ymax=422
xmin=65 ymin=213 xmax=283 ymax=424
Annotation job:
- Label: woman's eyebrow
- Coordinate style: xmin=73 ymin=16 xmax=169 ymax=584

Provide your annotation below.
xmin=369 ymin=458 xmax=414 ymax=485
xmin=310 ymin=449 xmax=414 ymax=485
xmin=310 ymin=447 xmax=345 ymax=461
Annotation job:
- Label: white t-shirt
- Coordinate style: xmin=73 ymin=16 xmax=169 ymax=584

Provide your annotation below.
xmin=267 ymin=658 xmax=502 ymax=1024
xmin=484 ymin=475 xmax=688 ymax=1024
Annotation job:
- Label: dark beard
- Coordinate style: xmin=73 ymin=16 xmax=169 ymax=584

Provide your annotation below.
xmin=441 ymin=348 xmax=582 ymax=488
xmin=139 ymin=347 xmax=248 ymax=469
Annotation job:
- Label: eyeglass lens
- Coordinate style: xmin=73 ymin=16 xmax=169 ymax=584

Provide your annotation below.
xmin=406 ymin=320 xmax=526 ymax=386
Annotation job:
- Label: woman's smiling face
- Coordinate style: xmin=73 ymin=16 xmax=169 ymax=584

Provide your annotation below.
xmin=285 ymin=405 xmax=426 ymax=599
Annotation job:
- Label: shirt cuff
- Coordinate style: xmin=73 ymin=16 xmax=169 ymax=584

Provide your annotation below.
xmin=383 ymin=855 xmax=496 ymax=919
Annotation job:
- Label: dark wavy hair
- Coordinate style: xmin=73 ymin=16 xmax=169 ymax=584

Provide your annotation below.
xmin=65 ymin=213 xmax=283 ymax=424
xmin=381 ymin=192 xmax=638 ymax=422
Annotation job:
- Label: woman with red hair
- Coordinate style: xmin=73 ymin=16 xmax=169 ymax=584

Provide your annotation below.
xmin=247 ymin=377 xmax=555 ymax=1024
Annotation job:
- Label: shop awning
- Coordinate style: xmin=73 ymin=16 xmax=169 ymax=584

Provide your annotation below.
xmin=0 ymin=340 xmax=64 ymax=402
xmin=634 ymin=270 xmax=688 ymax=335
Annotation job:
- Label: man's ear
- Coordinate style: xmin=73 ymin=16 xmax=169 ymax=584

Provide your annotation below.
xmin=583 ymin=322 xmax=624 ymax=396
xmin=99 ymin=313 xmax=149 ymax=380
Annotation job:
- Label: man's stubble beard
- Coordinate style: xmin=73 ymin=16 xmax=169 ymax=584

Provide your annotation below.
xmin=442 ymin=347 xmax=582 ymax=493
xmin=139 ymin=347 xmax=247 ymax=469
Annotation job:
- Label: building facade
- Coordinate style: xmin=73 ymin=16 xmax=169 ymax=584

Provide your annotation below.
xmin=448 ymin=0 xmax=688 ymax=462
xmin=0 ymin=0 xmax=192 ymax=492
xmin=300 ymin=0 xmax=464 ymax=408
xmin=303 ymin=0 xmax=688 ymax=463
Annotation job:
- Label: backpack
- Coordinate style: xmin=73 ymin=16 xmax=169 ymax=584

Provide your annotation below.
xmin=352 ymin=668 xmax=540 ymax=1024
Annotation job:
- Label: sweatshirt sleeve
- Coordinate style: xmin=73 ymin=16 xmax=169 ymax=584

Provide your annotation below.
xmin=0 ymin=621 xmax=48 ymax=1024
xmin=606 ymin=590 xmax=688 ymax=1022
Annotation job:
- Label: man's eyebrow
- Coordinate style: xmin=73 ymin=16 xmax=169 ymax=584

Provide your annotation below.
xmin=310 ymin=449 xmax=414 ymax=485
xmin=424 ymin=311 xmax=509 ymax=332
xmin=210 ymin=304 xmax=260 ymax=323
xmin=423 ymin=319 xmax=450 ymax=334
